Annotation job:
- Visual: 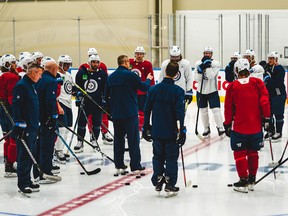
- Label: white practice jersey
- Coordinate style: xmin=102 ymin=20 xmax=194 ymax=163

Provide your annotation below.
xmin=159 ymin=58 xmax=193 ymax=92
xmin=57 ymin=71 xmax=73 ymax=109
xmin=194 ymin=59 xmax=220 ymax=94
xmin=250 ymin=64 xmax=264 ymax=81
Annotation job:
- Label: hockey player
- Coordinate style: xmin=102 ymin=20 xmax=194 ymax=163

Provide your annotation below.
xmin=74 ymin=54 xmax=107 ymax=153
xmin=32 ymin=51 xmax=44 ymax=67
xmin=80 ymin=48 xmax=113 ymax=145
xmin=16 ymin=52 xmax=32 ymax=74
xmin=224 ymin=52 xmax=241 ymax=82
xmin=129 ymin=46 xmax=155 ymax=131
xmin=12 ymin=63 xmax=42 ymax=195
xmin=143 ymin=61 xmax=186 ymax=197
xmin=34 ymin=58 xmax=60 ymax=184
xmin=159 ymin=46 xmax=193 ymax=104
xmin=54 ymin=55 xmax=74 ymax=163
xmin=0 ymin=54 xmax=20 ymax=178
xmin=17 ymin=54 xmax=34 ymax=78
xmin=105 ymin=55 xmax=153 ymax=174
xmin=194 ymin=46 xmax=225 ymax=138
xmin=223 ymin=58 xmax=271 ymax=193
xmin=243 ymin=49 xmax=264 ymax=80
xmin=263 ymin=51 xmax=286 ymax=142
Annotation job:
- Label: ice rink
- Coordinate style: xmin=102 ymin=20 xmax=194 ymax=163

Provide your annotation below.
xmin=0 ymin=102 xmax=288 ymax=216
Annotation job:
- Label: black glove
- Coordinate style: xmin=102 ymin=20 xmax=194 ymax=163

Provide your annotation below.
xmin=262 ymin=118 xmax=272 ymax=132
xmin=142 ymin=124 xmax=152 ymax=142
xmin=228 ymin=60 xmax=236 ymax=70
xmin=46 ymin=114 xmax=58 ymax=130
xmin=75 ymin=92 xmax=84 ymax=107
xmin=56 ymin=76 xmax=64 ymax=86
xmin=13 ymin=121 xmax=27 ymax=139
xmin=223 ymin=123 xmax=232 ymax=137
xmin=176 ymin=126 xmax=186 ymax=147
xmin=71 ymin=86 xmax=78 ymax=96
xmin=264 ymin=64 xmax=273 ymax=73
xmin=185 ymin=90 xmax=193 ymax=104
xmin=263 ymin=72 xmax=271 ymax=84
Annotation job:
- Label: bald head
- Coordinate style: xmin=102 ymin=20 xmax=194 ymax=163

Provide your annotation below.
xmin=45 ymin=61 xmax=58 ymax=77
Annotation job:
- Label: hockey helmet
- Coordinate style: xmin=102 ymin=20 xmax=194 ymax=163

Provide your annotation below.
xmin=267 ymin=51 xmax=279 ymax=59
xmin=243 ymin=49 xmax=255 ymax=57
xmin=2 ymin=54 xmax=16 ymax=65
xmin=234 ymin=58 xmax=250 ymax=74
xmin=19 ymin=55 xmax=34 ymax=70
xmin=89 ymin=54 xmax=100 ymax=63
xmin=32 ymin=51 xmax=44 ymax=61
xmin=135 ymin=46 xmax=145 ymax=54
xmin=88 ymin=48 xmax=98 ymax=56
xmin=231 ymin=52 xmax=241 ymax=59
xmin=40 ymin=56 xmax=56 ymax=68
xmin=19 ymin=51 xmax=31 ymax=60
xmin=170 ymin=46 xmax=181 ymax=57
xmin=58 ymin=55 xmax=72 ymax=64
xmin=204 ymin=46 xmax=213 ymax=53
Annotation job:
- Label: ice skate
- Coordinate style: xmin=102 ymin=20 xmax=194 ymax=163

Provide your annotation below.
xmin=102 ymin=132 xmax=113 ymax=145
xmin=91 ymin=140 xmax=100 ymax=151
xmin=217 ymin=126 xmax=226 ymax=139
xmin=248 ymin=175 xmax=256 ymax=191
xmin=52 ymin=163 xmax=60 ymax=175
xmin=163 ymin=176 xmax=179 ymax=198
xmin=271 ymin=133 xmax=282 ymax=143
xmin=18 ymin=187 xmax=32 ymax=198
xmin=233 ymin=178 xmax=248 ymax=193
xmin=54 ymin=150 xmax=66 ymax=164
xmin=74 ymin=141 xmax=84 ymax=153
xmin=64 ymin=153 xmax=70 ymax=162
xmin=155 ymin=175 xmax=165 ymax=197
xmin=4 ymin=162 xmax=17 ymax=178
xmin=132 ymin=166 xmax=145 ymax=177
xmin=39 ymin=176 xmax=58 ymax=184
xmin=114 ymin=165 xmax=128 ymax=176
xmin=202 ymin=126 xmax=211 ymax=139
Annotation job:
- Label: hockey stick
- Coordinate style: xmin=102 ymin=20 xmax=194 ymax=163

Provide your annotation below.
xmin=101 ymin=121 xmax=114 ymax=138
xmin=195 ymin=74 xmax=205 ymax=141
xmin=0 ymin=101 xmax=14 ymax=126
xmin=20 ymin=138 xmax=61 ymax=182
xmin=268 ymin=135 xmax=277 ymax=179
xmin=55 ymin=130 xmax=101 ymax=175
xmin=73 ymin=82 xmax=111 ymax=117
xmin=269 ymin=139 xmax=288 ymax=167
xmin=0 ymin=130 xmax=12 ymax=143
xmin=255 ymin=156 xmax=288 ymax=185
xmin=57 ymin=119 xmax=115 ymax=163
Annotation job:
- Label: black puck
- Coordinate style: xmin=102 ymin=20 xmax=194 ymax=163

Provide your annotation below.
xmin=136 ymin=175 xmax=141 ymax=179
xmin=80 ymin=172 xmax=85 ymax=175
xmin=125 ymin=182 xmax=130 ymax=186
xmin=192 ymin=185 xmax=198 ymax=188
xmin=114 ymin=173 xmax=119 ymax=177
xmin=227 ymin=184 xmax=233 ymax=187
xmin=140 ymin=173 xmax=145 ymax=176
xmin=121 ymin=172 xmax=126 ymax=175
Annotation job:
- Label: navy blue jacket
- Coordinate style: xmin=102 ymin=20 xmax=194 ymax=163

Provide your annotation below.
xmin=35 ymin=71 xmax=58 ymax=124
xmin=144 ymin=77 xmax=185 ymax=140
xmin=265 ymin=65 xmax=287 ymax=97
xmin=12 ymin=75 xmax=39 ymax=131
xmin=76 ymin=65 xmax=107 ymax=107
xmin=106 ymin=66 xmax=151 ymax=119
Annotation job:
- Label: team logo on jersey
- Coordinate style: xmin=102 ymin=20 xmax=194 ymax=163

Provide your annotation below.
xmin=131 ymin=68 xmax=141 ymax=77
xmin=84 ymin=79 xmax=98 ymax=93
xmin=173 ymin=71 xmax=181 ymax=81
xmin=64 ymin=80 xmax=73 ymax=94
xmin=82 ymin=74 xmax=88 ymax=80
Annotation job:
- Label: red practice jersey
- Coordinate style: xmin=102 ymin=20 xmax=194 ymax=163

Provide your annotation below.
xmin=0 ymin=72 xmax=20 ymax=105
xmin=224 ymin=77 xmax=270 ymax=134
xmin=129 ymin=59 xmax=155 ymax=95
xmin=78 ymin=62 xmax=108 ymax=74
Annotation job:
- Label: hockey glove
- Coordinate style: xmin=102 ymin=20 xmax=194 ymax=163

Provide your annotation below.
xmin=13 ymin=121 xmax=27 ymax=139
xmin=223 ymin=122 xmax=232 ymax=137
xmin=263 ymin=72 xmax=271 ymax=84
xmin=264 ymin=64 xmax=273 ymax=73
xmin=142 ymin=124 xmax=152 ymax=142
xmin=56 ymin=76 xmax=64 ymax=86
xmin=228 ymin=60 xmax=236 ymax=70
xmin=262 ymin=118 xmax=272 ymax=132
xmin=176 ymin=126 xmax=186 ymax=147
xmin=46 ymin=114 xmax=58 ymax=130
xmin=185 ymin=90 xmax=193 ymax=104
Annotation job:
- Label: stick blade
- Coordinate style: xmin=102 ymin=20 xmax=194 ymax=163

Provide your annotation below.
xmin=86 ymin=168 xmax=101 ymax=176
xmin=268 ymin=161 xmax=279 ymax=168
xmin=195 ymin=132 xmax=205 ymax=141
xmin=43 ymin=174 xmax=62 ymax=182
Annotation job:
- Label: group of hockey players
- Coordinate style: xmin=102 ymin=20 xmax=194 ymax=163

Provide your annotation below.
xmin=0 ymin=44 xmax=286 ymax=197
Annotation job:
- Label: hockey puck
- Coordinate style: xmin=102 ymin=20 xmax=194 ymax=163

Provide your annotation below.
xmin=121 ymin=172 xmax=126 ymax=175
xmin=140 ymin=173 xmax=145 ymax=176
xmin=80 ymin=172 xmax=85 ymax=175
xmin=113 ymin=173 xmax=119 ymax=177
xmin=192 ymin=185 xmax=198 ymax=188
xmin=125 ymin=182 xmax=130 ymax=186
xmin=227 ymin=184 xmax=233 ymax=187
xmin=136 ymin=175 xmax=141 ymax=179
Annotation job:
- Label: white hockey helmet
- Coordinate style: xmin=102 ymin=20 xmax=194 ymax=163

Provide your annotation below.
xmin=40 ymin=56 xmax=56 ymax=68
xmin=2 ymin=54 xmax=16 ymax=65
xmin=58 ymin=55 xmax=72 ymax=64
xmin=19 ymin=55 xmax=34 ymax=70
xmin=231 ymin=52 xmax=241 ymax=59
xmin=18 ymin=51 xmax=31 ymax=60
xmin=243 ymin=49 xmax=255 ymax=57
xmin=88 ymin=48 xmax=98 ymax=56
xmin=88 ymin=54 xmax=100 ymax=63
xmin=267 ymin=51 xmax=279 ymax=59
xmin=234 ymin=58 xmax=250 ymax=74
xmin=204 ymin=46 xmax=213 ymax=53
xmin=135 ymin=46 xmax=145 ymax=54
xmin=170 ymin=46 xmax=181 ymax=57
xmin=32 ymin=51 xmax=44 ymax=61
